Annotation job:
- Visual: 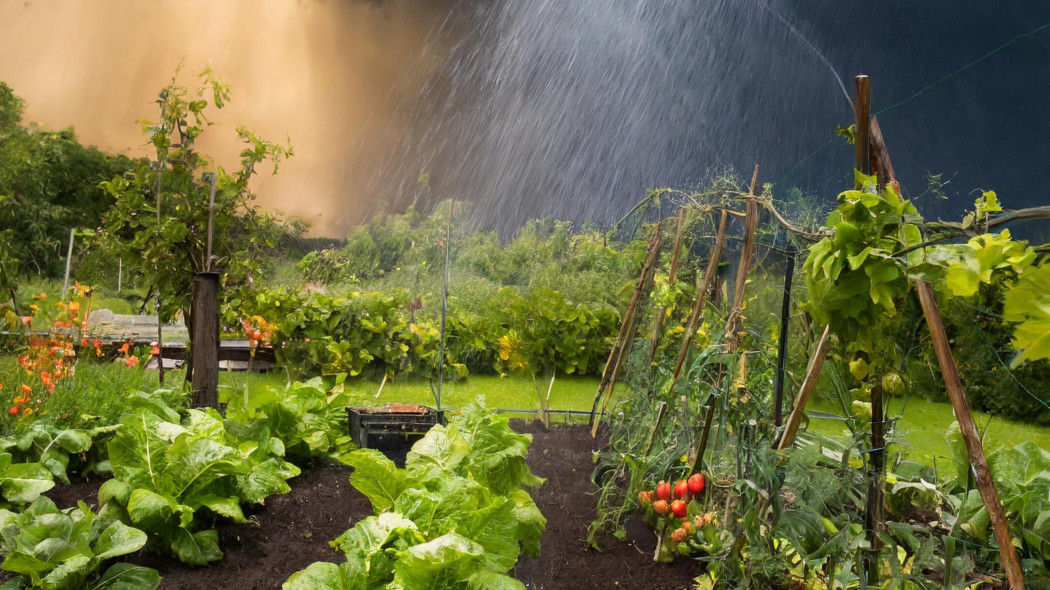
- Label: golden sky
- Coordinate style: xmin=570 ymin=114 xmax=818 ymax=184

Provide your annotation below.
xmin=0 ymin=0 xmax=454 ymax=237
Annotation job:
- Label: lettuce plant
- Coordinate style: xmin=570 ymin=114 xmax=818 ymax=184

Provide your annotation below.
xmin=285 ymin=408 xmax=545 ymax=590
xmin=0 ymin=421 xmax=120 ymax=484
xmin=99 ymin=394 xmax=300 ymax=566
xmin=224 ymin=377 xmax=355 ymax=465
xmin=0 ymin=496 xmax=159 ymax=590
xmin=0 ymin=453 xmax=53 ymax=508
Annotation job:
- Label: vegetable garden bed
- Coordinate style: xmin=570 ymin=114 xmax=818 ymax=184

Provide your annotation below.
xmin=36 ymin=421 xmax=698 ymax=590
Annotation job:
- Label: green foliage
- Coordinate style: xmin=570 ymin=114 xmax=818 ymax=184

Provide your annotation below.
xmin=284 ymin=408 xmax=544 ymax=590
xmin=229 ymin=288 xmax=439 ymax=379
xmin=494 ymin=287 xmax=619 ymax=377
xmin=1003 ymin=263 xmax=1050 ymax=367
xmin=803 ymin=172 xmax=921 ymax=354
xmin=0 ymin=420 xmax=119 ymax=484
xmin=0 ymin=496 xmax=158 ymax=590
xmin=98 ymin=69 xmax=299 ymax=327
xmin=100 ymin=391 xmax=300 ymax=565
xmin=224 ymin=377 xmax=355 ymax=465
xmin=0 ymin=454 xmax=53 ymax=508
xmin=0 ymin=82 xmax=134 ymax=280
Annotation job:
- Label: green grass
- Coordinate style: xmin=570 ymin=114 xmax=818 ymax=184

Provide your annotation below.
xmin=340 ymin=373 xmax=602 ymax=423
xmin=806 ymin=395 xmax=1050 ymax=471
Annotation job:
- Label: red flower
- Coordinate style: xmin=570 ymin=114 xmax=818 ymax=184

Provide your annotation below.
xmin=8 ymin=407 xmax=17 ymax=416
xmin=125 ymin=356 xmax=139 ymax=367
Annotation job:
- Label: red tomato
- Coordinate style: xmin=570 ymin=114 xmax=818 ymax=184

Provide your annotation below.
xmin=688 ymin=473 xmax=705 ymax=495
xmin=670 ymin=499 xmax=687 ymax=518
xmin=673 ymin=479 xmax=690 ymax=500
xmin=655 ymin=481 xmax=671 ymax=502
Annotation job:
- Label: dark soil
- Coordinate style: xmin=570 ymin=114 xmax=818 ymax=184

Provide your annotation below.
xmin=43 ymin=421 xmax=699 ymax=590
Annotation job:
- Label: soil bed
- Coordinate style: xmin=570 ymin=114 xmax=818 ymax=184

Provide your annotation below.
xmin=42 ymin=421 xmax=698 ymax=590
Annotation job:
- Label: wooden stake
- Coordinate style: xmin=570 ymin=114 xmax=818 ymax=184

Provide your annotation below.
xmin=190 ymin=272 xmax=220 ymax=408
xmin=869 ymin=116 xmax=900 ymax=195
xmin=689 ymin=188 xmax=761 ymax=476
xmin=854 ymin=75 xmax=871 ymax=184
xmin=775 ymin=325 xmax=830 ymax=450
xmin=670 ymin=210 xmax=728 ymax=385
xmin=916 ymin=281 xmax=1025 ymax=590
xmin=589 ymin=228 xmax=662 ymax=434
xmin=649 ymin=209 xmax=688 ymax=363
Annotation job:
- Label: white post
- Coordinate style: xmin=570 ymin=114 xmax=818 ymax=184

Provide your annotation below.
xmin=62 ymin=228 xmax=74 ymax=300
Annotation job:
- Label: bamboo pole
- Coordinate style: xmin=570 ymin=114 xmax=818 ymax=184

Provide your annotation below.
xmin=772 ymin=245 xmax=796 ymax=428
xmin=589 ymin=228 xmax=662 ymax=434
xmin=648 ymin=209 xmax=688 ymax=363
xmin=669 ymin=210 xmax=728 ymax=386
xmin=775 ymin=325 xmax=830 ymax=450
xmin=916 ymin=281 xmax=1025 ymax=589
xmin=688 ymin=182 xmax=761 ymax=476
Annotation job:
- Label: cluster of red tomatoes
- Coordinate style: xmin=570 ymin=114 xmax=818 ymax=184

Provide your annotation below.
xmin=637 ymin=473 xmax=707 ymax=542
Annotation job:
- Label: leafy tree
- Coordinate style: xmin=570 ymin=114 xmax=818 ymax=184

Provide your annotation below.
xmin=99 ymin=69 xmax=299 ymax=365
xmin=0 ymin=82 xmax=134 ymax=284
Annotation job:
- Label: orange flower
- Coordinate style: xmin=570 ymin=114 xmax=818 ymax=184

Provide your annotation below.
xmin=150 ymin=344 xmax=160 ymax=356
xmin=118 ymin=342 xmax=130 ymax=354
xmin=80 ymin=338 xmax=88 ymax=347
xmin=22 ymin=408 xmax=32 ymax=416
xmin=8 ymin=407 xmax=17 ymax=416
xmin=21 ymin=316 xmax=32 ymax=325
xmin=124 ymin=356 xmax=139 ymax=367
xmin=20 ymin=384 xmax=31 ymax=395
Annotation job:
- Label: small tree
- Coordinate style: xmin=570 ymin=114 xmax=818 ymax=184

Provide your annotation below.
xmin=100 ymin=69 xmax=298 ymax=390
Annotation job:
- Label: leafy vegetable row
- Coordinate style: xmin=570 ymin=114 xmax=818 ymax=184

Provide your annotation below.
xmin=284 ymin=408 xmax=546 ymax=590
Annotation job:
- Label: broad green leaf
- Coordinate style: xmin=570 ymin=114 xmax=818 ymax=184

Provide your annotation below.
xmin=1 ymin=462 xmax=55 ymax=504
xmin=87 ymin=563 xmax=161 ymax=590
xmin=52 ymin=430 xmax=92 ymax=454
xmin=126 ymin=489 xmax=179 ymax=532
xmin=195 ymin=494 xmax=247 ymax=523
xmin=93 ymin=521 xmax=148 ymax=561
xmin=508 ymin=490 xmax=546 ymax=557
xmin=282 ymin=561 xmax=358 ymax=590
xmin=170 ymin=527 xmax=222 ymax=566
xmin=1 ymin=552 xmax=53 ymax=585
xmin=98 ymin=479 xmax=132 ymax=509
xmin=38 ymin=554 xmax=90 ymax=590
xmin=406 ymin=424 xmax=469 ymax=479
xmin=391 ymin=533 xmax=484 ymax=589
xmin=346 ymin=449 xmax=405 ymax=513
xmin=466 ymin=572 xmax=527 ymax=590
xmin=1003 ymin=264 xmax=1050 ymax=367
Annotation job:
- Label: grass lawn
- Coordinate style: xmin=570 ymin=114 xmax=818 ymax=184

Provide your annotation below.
xmin=805 ymin=395 xmax=1050 ymax=472
xmin=338 ymin=373 xmax=602 ymax=423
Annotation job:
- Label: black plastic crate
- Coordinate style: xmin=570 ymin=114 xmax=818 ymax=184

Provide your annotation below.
xmin=347 ymin=404 xmax=445 ymax=450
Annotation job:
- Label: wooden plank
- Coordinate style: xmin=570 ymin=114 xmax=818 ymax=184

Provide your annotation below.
xmin=916 ymin=281 xmax=1025 ymax=590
